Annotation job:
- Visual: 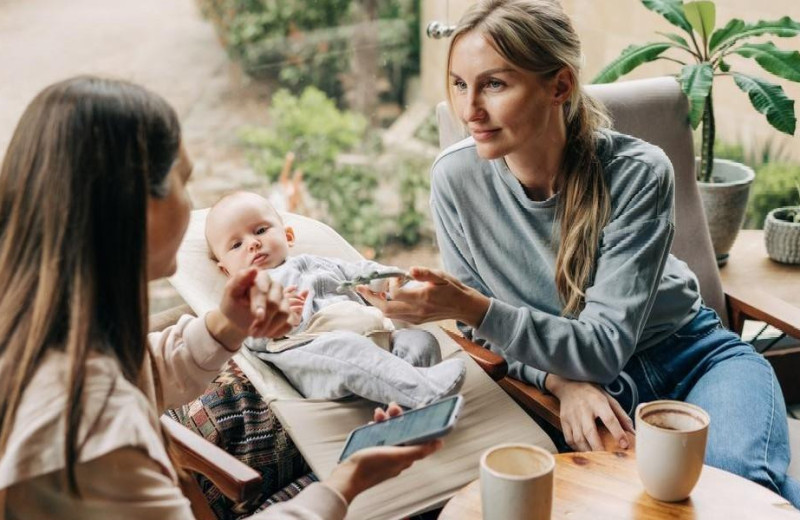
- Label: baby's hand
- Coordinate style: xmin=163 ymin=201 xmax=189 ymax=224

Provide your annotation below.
xmin=284 ymin=286 xmax=309 ymax=327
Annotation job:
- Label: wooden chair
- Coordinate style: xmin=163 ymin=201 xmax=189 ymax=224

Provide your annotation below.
xmin=150 ymin=305 xmax=263 ymax=520
xmin=436 ymin=76 xmax=800 ymax=450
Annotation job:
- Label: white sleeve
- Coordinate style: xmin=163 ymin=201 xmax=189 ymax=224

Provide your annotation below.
xmin=249 ymin=483 xmax=348 ymax=520
xmin=76 ymin=450 xmax=348 ymax=520
xmin=147 ymin=314 xmax=235 ymax=411
xmin=75 ymin=448 xmax=194 ymax=520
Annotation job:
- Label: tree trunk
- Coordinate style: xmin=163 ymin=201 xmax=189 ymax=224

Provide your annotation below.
xmin=348 ymin=0 xmax=379 ymax=123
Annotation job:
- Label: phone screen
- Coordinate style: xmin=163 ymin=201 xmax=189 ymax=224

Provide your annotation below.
xmin=339 ymin=396 xmax=460 ymax=460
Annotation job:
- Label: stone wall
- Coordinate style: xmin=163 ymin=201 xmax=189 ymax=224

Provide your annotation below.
xmin=421 ymin=0 xmax=800 ymax=161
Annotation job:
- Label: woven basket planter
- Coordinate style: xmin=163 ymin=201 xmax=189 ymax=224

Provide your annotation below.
xmin=764 ymin=207 xmax=800 ymax=264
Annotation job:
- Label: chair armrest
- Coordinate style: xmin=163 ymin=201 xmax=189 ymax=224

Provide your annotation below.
xmin=444 ymin=330 xmax=508 ymax=381
xmin=498 ymin=377 xmax=632 ymax=452
xmin=161 ymin=416 xmax=262 ymax=503
xmin=724 ymin=285 xmax=800 ymax=339
xmin=149 ymin=304 xmax=196 ymax=333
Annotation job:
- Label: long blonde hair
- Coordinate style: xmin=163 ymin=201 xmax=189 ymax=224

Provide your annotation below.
xmin=446 ymin=0 xmax=611 ymax=316
xmin=0 ymin=77 xmax=180 ymax=494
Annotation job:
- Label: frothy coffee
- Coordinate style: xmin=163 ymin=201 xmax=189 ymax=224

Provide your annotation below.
xmin=641 ymin=408 xmax=708 ymax=432
xmin=485 ymin=446 xmax=552 ymax=477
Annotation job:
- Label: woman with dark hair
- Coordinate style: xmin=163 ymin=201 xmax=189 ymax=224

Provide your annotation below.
xmin=0 ymin=76 xmax=438 ymax=519
xmin=361 ymin=0 xmax=800 ymax=507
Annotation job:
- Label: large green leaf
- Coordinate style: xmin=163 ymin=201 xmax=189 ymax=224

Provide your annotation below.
xmin=732 ymin=73 xmax=796 ymax=135
xmin=683 ymin=1 xmax=715 ymax=44
xmin=678 ymin=63 xmax=713 ymax=128
xmin=657 ymin=31 xmax=691 ymax=50
xmin=709 ymin=19 xmax=745 ymax=54
xmin=733 ymin=42 xmax=800 ymax=82
xmin=592 ymin=43 xmax=671 ymax=84
xmin=642 ymin=0 xmax=693 ymax=33
xmin=709 ymin=17 xmax=800 ymax=54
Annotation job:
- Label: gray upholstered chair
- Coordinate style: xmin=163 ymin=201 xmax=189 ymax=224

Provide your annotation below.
xmin=437 ymin=77 xmax=800 ymax=474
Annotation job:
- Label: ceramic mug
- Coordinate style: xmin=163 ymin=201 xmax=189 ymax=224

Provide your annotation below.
xmin=635 ymin=400 xmax=710 ymax=502
xmin=480 ymin=443 xmax=554 ymax=520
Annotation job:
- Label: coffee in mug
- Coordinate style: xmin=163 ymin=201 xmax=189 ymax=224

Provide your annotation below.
xmin=635 ymin=400 xmax=710 ymax=502
xmin=480 ymin=443 xmax=554 ymax=520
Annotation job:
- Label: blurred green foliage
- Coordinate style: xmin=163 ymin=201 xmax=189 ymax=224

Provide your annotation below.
xmin=712 ymin=140 xmax=799 ymax=228
xmin=394 ymin=157 xmax=432 ymax=246
xmin=240 ymin=87 xmax=432 ymax=252
xmin=196 ymin=0 xmax=420 ymax=107
xmin=749 ymin=163 xmax=800 ymax=227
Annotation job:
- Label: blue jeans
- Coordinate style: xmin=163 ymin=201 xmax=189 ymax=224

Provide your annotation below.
xmin=608 ymin=306 xmax=800 ymax=507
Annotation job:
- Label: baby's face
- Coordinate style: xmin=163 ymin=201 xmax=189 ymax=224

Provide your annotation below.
xmin=206 ymin=193 xmax=294 ymax=276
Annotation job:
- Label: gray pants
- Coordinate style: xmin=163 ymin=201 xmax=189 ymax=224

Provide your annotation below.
xmin=256 ymin=329 xmax=465 ymax=408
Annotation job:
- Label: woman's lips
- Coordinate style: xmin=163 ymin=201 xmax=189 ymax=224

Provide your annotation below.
xmin=471 ymin=128 xmax=500 ymax=142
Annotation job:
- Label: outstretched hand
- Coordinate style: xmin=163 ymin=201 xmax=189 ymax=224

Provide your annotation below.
xmin=356 ymin=266 xmax=490 ymax=327
xmin=209 ymin=268 xmax=292 ymax=350
xmin=324 ymin=402 xmax=442 ymax=504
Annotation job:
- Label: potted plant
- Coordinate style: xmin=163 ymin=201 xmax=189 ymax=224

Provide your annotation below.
xmin=764 ymin=183 xmax=800 ymax=264
xmin=593 ymin=0 xmax=800 ymax=265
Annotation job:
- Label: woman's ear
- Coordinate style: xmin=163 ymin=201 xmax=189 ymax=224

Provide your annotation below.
xmin=552 ymin=67 xmax=574 ymax=105
xmin=285 ymin=226 xmax=296 ymax=247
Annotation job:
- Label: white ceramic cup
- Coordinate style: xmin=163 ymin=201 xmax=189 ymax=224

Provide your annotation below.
xmin=479 ymin=443 xmax=554 ymax=520
xmin=635 ymin=400 xmax=710 ymax=502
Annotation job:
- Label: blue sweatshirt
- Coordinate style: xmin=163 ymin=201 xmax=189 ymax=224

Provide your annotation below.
xmin=430 ymin=130 xmax=701 ymax=388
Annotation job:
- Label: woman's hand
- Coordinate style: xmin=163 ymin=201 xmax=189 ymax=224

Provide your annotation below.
xmin=357 ymin=266 xmax=490 ymax=326
xmin=545 ymin=374 xmax=635 ymax=452
xmin=324 ymin=403 xmax=442 ymax=504
xmin=207 ymin=268 xmax=292 ymax=350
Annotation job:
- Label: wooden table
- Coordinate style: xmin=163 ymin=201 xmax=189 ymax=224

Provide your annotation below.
xmin=438 ymin=451 xmax=800 ymax=519
xmin=719 ymin=230 xmax=800 ymax=402
xmin=720 ymin=230 xmax=800 ymax=314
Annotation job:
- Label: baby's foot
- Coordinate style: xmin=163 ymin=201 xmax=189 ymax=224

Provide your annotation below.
xmin=417 ymin=358 xmax=466 ymax=405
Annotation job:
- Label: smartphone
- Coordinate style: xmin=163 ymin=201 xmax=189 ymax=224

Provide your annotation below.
xmin=338 ymin=395 xmax=463 ymax=461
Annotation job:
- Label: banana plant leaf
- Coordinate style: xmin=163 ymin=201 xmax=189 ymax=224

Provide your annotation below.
xmin=592 ymin=42 xmax=671 ymax=84
xmin=657 ymin=31 xmax=692 ymax=51
xmin=733 ymin=42 xmax=800 ymax=82
xmin=732 ymin=73 xmax=796 ymax=135
xmin=678 ymin=63 xmax=714 ymax=128
xmin=709 ymin=17 xmax=800 ymax=54
xmin=683 ymin=1 xmax=715 ymax=43
xmin=642 ymin=0 xmax=693 ymax=33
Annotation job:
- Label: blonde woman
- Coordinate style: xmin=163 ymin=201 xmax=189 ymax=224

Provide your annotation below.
xmin=361 ymin=0 xmax=800 ymax=506
xmin=0 ymin=76 xmax=438 ymax=519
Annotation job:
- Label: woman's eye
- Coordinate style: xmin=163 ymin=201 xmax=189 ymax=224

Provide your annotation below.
xmin=486 ymin=79 xmax=504 ymax=90
xmin=452 ymin=79 xmax=467 ymax=92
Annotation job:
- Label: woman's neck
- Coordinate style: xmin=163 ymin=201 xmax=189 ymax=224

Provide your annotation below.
xmin=504 ymin=127 xmax=567 ymax=202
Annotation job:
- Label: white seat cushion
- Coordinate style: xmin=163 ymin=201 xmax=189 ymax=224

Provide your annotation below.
xmin=168 ymin=208 xmax=555 ymax=519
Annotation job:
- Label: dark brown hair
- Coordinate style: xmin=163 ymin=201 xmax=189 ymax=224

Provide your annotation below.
xmin=0 ymin=76 xmax=180 ymax=494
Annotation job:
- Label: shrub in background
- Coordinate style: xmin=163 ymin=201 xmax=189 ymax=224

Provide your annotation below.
xmin=747 ymin=162 xmax=800 ymax=228
xmin=711 ymin=138 xmax=798 ymax=228
xmin=241 ymin=87 xmax=433 ymax=253
xmin=195 ymin=0 xmax=419 ymax=108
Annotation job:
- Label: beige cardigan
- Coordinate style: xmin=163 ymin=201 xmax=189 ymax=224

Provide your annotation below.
xmin=0 ymin=315 xmax=347 ymax=520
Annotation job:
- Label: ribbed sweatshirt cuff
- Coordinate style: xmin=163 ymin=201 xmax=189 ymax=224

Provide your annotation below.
xmin=476 ymin=298 xmax=547 ymax=390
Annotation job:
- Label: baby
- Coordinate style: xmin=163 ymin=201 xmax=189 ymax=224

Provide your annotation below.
xmin=205 ymin=191 xmax=465 ymax=408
